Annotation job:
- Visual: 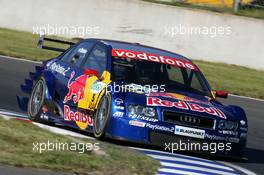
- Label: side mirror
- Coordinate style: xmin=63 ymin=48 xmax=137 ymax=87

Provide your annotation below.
xmin=215 ymin=90 xmax=228 ymax=99
xmin=84 ymin=68 xmax=99 ymax=78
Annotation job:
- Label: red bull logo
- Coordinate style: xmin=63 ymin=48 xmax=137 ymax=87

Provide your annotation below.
xmin=147 ymin=97 xmax=226 ymax=119
xmin=64 ymin=71 xmax=87 ymax=104
xmin=147 ymin=92 xmax=207 ymax=104
xmin=64 ymin=105 xmax=93 ymax=130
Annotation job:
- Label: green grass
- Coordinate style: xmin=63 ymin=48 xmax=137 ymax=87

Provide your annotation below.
xmin=0 ymin=27 xmax=263 ymax=99
xmin=0 ymin=28 xmax=60 ymax=61
xmin=142 ymin=0 xmax=264 ymax=20
xmin=0 ymin=117 xmax=159 ymax=175
xmin=195 ymin=61 xmax=264 ymax=98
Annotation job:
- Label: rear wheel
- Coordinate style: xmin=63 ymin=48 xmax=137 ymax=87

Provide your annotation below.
xmin=28 ymin=78 xmax=46 ymax=121
xmin=93 ymin=94 xmax=111 ymax=139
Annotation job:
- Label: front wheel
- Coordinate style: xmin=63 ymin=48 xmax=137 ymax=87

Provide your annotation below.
xmin=27 ymin=78 xmax=46 ymax=121
xmin=93 ymin=94 xmax=111 ymax=139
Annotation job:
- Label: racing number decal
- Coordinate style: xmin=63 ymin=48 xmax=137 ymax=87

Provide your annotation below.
xmin=78 ymin=70 xmax=111 ymax=111
xmin=63 ymin=70 xmax=111 ymax=130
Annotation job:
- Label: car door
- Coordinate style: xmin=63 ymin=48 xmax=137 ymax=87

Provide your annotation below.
xmin=52 ymin=41 xmax=95 ymax=107
xmin=77 ymin=43 xmax=111 ymax=111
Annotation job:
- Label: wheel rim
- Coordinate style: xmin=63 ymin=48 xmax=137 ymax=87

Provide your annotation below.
xmin=95 ymin=97 xmax=109 ymax=134
xmin=30 ymin=80 xmax=44 ymax=117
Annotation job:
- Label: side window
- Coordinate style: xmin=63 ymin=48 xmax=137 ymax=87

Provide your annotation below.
xmin=83 ymin=44 xmax=107 ymax=75
xmin=60 ymin=42 xmax=94 ymax=67
xmin=60 ymin=46 xmax=76 ymax=62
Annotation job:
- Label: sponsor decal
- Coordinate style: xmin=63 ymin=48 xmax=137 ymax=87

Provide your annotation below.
xmin=147 ymin=97 xmax=226 ymax=119
xmin=49 ymin=62 xmax=70 ymax=76
xmin=205 ymin=134 xmax=228 ymax=142
xmin=112 ymin=49 xmax=198 ymax=71
xmin=147 ymin=92 xmax=207 ymax=104
xmin=78 ymin=48 xmax=88 ymax=54
xmin=128 ymin=114 xmax=158 ymax=122
xmin=90 ymin=81 xmax=106 ymax=94
xmin=64 ymin=71 xmax=87 ymax=104
xmin=40 ymin=113 xmax=49 ymax=120
xmin=114 ymin=98 xmax=123 ymax=105
xmin=64 ymin=105 xmax=93 ymax=130
xmin=114 ymin=106 xmax=124 ymax=110
xmin=204 ymin=134 xmax=240 ymax=143
xmin=240 ymin=120 xmax=246 ymax=126
xmin=228 ymin=137 xmax=239 ymax=143
xmin=129 ymin=120 xmax=146 ymax=127
xmin=145 ymin=123 xmax=174 ymax=133
xmin=113 ymin=111 xmax=124 ymax=118
xmin=175 ymin=125 xmax=205 ymax=139
xmin=240 ymin=127 xmax=248 ymax=132
xmin=219 ymin=130 xmax=238 ymax=136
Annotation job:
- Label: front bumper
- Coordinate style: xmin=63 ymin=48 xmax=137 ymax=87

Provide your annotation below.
xmin=106 ymin=116 xmax=247 ymax=157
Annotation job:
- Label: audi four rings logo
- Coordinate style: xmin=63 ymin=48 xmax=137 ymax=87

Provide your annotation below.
xmin=180 ymin=115 xmax=200 ymax=124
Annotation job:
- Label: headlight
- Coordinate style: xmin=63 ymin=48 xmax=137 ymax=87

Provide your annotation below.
xmin=128 ymin=105 xmax=156 ymax=118
xmin=218 ymin=120 xmax=239 ymax=130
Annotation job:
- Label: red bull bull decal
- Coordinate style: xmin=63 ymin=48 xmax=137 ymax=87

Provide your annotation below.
xmin=64 ymin=105 xmax=93 ymax=130
xmin=64 ymin=71 xmax=87 ymax=104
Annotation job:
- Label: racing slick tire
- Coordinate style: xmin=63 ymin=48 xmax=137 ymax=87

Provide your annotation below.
xmin=27 ymin=78 xmax=46 ymax=121
xmin=93 ymin=93 xmax=112 ymax=139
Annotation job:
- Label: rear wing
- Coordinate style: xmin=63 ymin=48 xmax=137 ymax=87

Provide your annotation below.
xmin=37 ymin=34 xmax=76 ymax=52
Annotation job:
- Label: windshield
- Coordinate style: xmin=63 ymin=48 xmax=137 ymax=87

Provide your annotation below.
xmin=112 ymin=57 xmax=211 ymax=96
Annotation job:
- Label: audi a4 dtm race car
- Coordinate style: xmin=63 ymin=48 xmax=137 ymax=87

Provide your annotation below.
xmin=17 ymin=36 xmax=248 ymax=157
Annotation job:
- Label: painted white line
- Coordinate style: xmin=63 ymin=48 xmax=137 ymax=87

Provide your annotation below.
xmin=0 ymin=55 xmax=41 ymax=64
xmin=229 ymin=94 xmax=264 ymax=102
xmin=130 ymin=146 xmax=214 ymax=163
xmin=219 ymin=161 xmax=257 ymax=175
xmin=1 ymin=114 xmax=15 ymax=120
xmin=0 ymin=109 xmax=94 ymax=140
xmin=0 ymin=111 xmax=28 ymax=118
xmin=160 ymin=161 xmax=237 ymax=175
xmin=147 ymin=154 xmax=234 ymax=171
xmin=158 ymin=168 xmax=210 ymax=175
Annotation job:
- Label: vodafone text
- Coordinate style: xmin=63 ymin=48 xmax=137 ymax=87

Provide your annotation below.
xmin=112 ymin=49 xmax=198 ymax=71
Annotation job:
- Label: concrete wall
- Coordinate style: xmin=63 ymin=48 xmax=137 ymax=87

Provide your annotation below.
xmin=0 ymin=0 xmax=263 ymax=69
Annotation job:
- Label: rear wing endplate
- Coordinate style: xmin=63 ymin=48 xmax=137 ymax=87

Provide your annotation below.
xmin=37 ymin=34 xmax=75 ymax=52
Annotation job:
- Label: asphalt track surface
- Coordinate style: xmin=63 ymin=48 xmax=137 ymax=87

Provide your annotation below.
xmin=0 ymin=56 xmax=263 ymax=174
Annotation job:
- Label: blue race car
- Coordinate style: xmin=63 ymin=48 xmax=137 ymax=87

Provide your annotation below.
xmin=17 ymin=36 xmax=248 ymax=157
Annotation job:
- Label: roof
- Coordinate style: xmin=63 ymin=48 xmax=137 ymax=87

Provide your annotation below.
xmin=84 ymin=38 xmax=192 ymax=62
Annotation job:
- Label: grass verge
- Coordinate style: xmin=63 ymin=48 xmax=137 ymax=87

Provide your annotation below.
xmin=0 ymin=117 xmax=159 ymax=175
xmin=0 ymin=27 xmax=263 ymax=99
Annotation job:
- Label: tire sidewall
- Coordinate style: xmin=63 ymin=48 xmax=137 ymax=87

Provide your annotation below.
xmin=28 ymin=77 xmax=46 ymax=121
xmin=93 ymin=93 xmax=112 ymax=139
